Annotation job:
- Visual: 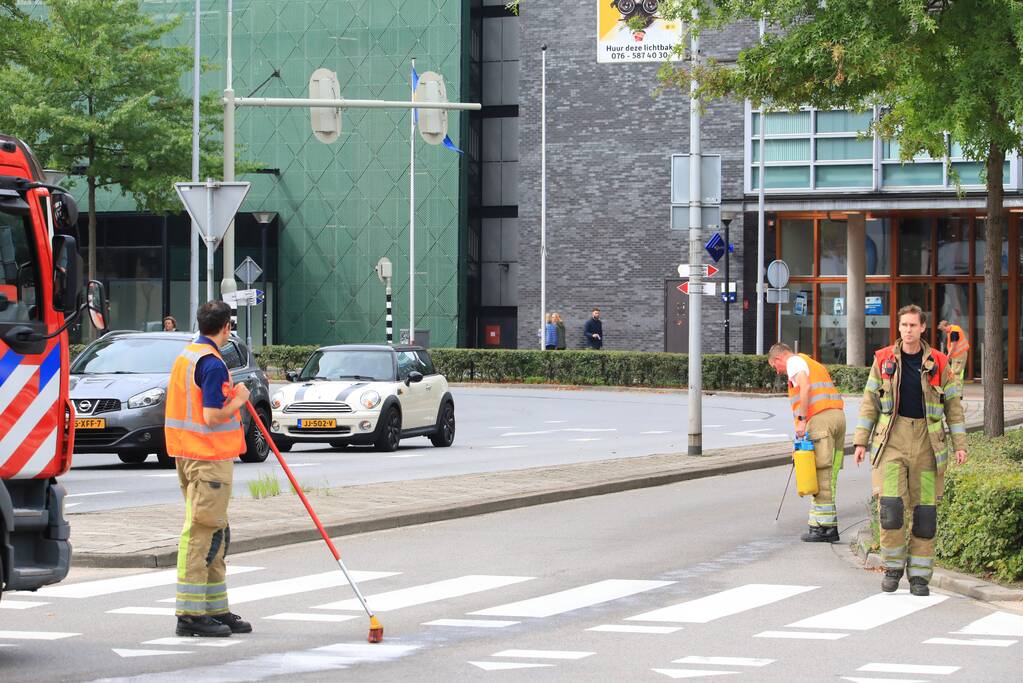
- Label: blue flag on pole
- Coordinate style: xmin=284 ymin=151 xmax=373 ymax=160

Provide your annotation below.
xmin=412 ymin=65 xmax=463 ymax=154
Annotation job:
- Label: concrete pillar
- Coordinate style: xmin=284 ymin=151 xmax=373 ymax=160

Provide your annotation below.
xmin=847 ymin=214 xmax=866 ymax=366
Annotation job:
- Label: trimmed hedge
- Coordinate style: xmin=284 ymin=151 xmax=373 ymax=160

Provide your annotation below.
xmin=69 ymin=343 xmax=871 ymax=393
xmin=937 ymin=428 xmax=1023 ymax=582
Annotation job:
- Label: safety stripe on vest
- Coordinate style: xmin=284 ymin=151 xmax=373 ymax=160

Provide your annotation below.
xmin=166 ymin=417 xmax=241 ymax=435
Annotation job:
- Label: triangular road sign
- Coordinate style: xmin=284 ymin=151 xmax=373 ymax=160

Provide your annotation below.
xmin=678 ymin=282 xmax=691 ymax=295
xmin=174 ymin=181 xmax=251 ymax=250
xmin=706 ymin=264 xmax=719 ymax=278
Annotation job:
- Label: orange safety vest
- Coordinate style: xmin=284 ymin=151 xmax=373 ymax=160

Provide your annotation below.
xmin=787 ymin=353 xmax=844 ymax=426
xmin=164 ymin=342 xmax=245 ymax=461
xmin=946 ymin=324 xmax=970 ymax=359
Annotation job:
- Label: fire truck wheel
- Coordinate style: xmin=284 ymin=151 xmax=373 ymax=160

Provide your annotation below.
xmin=117 ymin=452 xmax=148 ymax=465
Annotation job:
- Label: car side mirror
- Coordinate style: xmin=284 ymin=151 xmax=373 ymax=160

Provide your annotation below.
xmin=86 ymin=280 xmax=109 ymax=334
xmin=406 ymin=371 xmax=424 ymax=386
xmin=286 ymin=370 xmax=298 ymax=382
xmin=51 ymin=234 xmax=79 ymax=315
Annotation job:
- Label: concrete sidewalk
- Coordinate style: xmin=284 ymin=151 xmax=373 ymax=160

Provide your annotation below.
xmin=70 ymin=382 xmax=1023 ymax=571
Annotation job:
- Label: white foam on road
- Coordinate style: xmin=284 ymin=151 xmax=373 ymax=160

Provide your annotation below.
xmin=628 ymin=584 xmax=816 ymax=624
xmin=314 ymin=575 xmax=533 ymax=612
xmin=652 ymin=669 xmax=739 ymax=679
xmin=424 ymin=619 xmax=519 ymax=629
xmin=472 ymin=579 xmax=674 ymax=618
xmin=755 ymin=630 xmax=848 ymax=640
xmin=787 ymin=591 xmax=946 ymax=631
xmin=858 ymin=663 xmax=960 ymax=675
xmin=66 ymin=490 xmax=125 ymax=498
xmin=32 ymin=565 xmax=262 ymax=599
xmin=113 ymin=649 xmax=191 ymax=658
xmin=588 ymin=624 xmax=682 ymax=634
xmin=954 ymin=610 xmax=1023 ymax=637
xmin=488 ymin=445 xmax=526 ymax=450
xmin=158 ymin=570 xmax=398 ymax=605
xmin=144 ymin=637 xmax=240 ymax=648
xmin=841 ymin=678 xmax=928 ymax=683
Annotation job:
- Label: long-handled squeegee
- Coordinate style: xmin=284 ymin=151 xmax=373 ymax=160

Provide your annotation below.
xmin=245 ymin=402 xmax=383 ymax=643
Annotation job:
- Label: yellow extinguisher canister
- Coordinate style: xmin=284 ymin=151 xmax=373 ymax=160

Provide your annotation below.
xmin=793 ymin=437 xmax=819 ymax=497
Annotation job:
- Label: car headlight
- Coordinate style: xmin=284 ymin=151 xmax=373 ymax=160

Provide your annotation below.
xmin=128 ymin=387 xmax=165 ymax=409
xmin=360 ymin=390 xmax=381 ymax=410
xmin=271 ymin=391 xmax=285 ymax=409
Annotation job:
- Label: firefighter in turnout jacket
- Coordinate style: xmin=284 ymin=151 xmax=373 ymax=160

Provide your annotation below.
xmin=165 ymin=301 xmax=251 ymax=637
xmin=768 ymin=344 xmax=846 ymax=543
xmin=937 ymin=320 xmax=970 ymax=394
xmin=854 ymin=305 xmax=968 ymax=597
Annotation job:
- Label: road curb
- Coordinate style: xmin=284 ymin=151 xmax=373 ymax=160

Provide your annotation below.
xmin=70 ymin=414 xmax=1023 ymax=569
xmin=850 ymin=528 xmax=1023 ymax=603
xmin=73 ymin=449 xmax=795 ymax=568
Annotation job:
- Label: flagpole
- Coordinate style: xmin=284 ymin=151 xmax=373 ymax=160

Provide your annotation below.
xmin=409 ymin=58 xmax=416 ymax=346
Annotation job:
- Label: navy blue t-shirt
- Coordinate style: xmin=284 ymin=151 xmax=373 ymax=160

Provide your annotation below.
xmin=193 ymin=336 xmax=230 ymax=409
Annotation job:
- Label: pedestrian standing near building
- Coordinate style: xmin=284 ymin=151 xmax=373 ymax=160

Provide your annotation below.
xmin=165 ymin=301 xmax=252 ymax=637
xmin=584 ymin=308 xmax=603 ymax=349
xmin=554 ymin=312 xmax=566 ymax=350
xmin=854 ymin=304 xmax=967 ymax=597
xmin=544 ymin=313 xmax=557 ymax=350
xmin=937 ymin=319 xmax=969 ymax=393
xmin=768 ymin=343 xmax=846 ymax=542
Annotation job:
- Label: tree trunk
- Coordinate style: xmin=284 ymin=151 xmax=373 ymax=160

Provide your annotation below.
xmin=86 ymin=175 xmax=97 ymax=343
xmin=983 ymin=144 xmax=1005 ymax=437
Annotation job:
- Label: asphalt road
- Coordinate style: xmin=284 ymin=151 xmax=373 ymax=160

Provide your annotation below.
xmin=4 ymin=463 xmax=1019 ymax=681
xmin=62 ymin=386 xmax=864 ymax=513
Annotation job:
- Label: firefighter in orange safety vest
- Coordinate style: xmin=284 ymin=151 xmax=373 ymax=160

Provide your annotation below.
xmin=164 ymin=301 xmax=251 ymax=638
xmin=854 ymin=305 xmax=968 ymax=597
xmin=937 ymin=320 xmax=969 ymax=394
xmin=768 ymin=344 xmax=847 ymax=543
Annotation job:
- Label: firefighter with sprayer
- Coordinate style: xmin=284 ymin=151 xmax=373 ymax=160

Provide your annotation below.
xmin=768 ymin=343 xmax=846 ymax=543
xmin=854 ymin=304 xmax=967 ymax=597
xmin=937 ymin=319 xmax=969 ymax=395
xmin=165 ymin=301 xmax=252 ymax=637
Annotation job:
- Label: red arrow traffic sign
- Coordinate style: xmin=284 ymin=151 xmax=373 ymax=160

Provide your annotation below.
xmin=677 ymin=282 xmax=690 ymax=295
xmin=678 ymin=281 xmax=715 ymax=296
xmin=706 ymin=264 xmax=719 ymax=278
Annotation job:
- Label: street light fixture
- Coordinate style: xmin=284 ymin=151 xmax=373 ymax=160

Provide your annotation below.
xmin=253 ymin=211 xmax=278 ymax=346
xmin=720 ymin=210 xmax=737 ymax=355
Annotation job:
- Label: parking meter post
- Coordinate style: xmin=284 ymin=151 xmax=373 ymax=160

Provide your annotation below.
xmin=385 ymin=281 xmax=393 ymax=344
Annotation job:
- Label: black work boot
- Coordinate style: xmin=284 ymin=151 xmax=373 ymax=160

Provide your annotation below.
xmin=176 ymin=615 xmax=232 ymax=637
xmin=909 ymin=577 xmax=930 ymax=597
xmin=881 ymin=569 xmax=904 ymax=593
xmin=211 ymin=612 xmax=253 ymax=634
xmin=801 ymin=526 xmax=840 ymax=543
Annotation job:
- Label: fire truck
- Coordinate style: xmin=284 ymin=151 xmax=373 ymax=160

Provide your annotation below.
xmin=1 ymin=133 xmax=108 ymax=598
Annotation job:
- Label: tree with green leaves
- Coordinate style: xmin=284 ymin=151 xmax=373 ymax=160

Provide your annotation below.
xmin=660 ymin=0 xmax=1022 ymax=437
xmin=0 ymin=0 xmax=228 ymax=298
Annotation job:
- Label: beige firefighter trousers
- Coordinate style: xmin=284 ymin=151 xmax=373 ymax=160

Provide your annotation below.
xmin=175 ymin=457 xmax=233 ymax=617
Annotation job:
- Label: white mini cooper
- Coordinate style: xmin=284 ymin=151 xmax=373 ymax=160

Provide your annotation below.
xmin=269 ymin=345 xmax=454 ymax=452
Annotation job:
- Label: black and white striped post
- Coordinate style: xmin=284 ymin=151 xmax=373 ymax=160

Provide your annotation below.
xmin=375 ymin=256 xmax=394 ymax=344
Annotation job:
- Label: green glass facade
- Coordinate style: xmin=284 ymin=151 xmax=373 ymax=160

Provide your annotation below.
xmin=87 ymin=0 xmax=469 ymax=346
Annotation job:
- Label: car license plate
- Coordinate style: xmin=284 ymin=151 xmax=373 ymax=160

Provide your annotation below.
xmin=75 ymin=418 xmax=106 ymax=429
xmin=297 ymin=418 xmax=336 ymax=429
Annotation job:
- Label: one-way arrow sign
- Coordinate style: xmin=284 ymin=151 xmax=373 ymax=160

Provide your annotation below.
xmin=677 ymin=281 xmax=715 ymax=296
xmin=677 ymin=264 xmax=720 ymax=278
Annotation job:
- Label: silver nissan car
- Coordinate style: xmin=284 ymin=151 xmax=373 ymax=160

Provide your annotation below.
xmin=69 ymin=331 xmax=272 ymax=466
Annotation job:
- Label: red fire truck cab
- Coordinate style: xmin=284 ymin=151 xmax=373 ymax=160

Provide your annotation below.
xmin=0 ymin=133 xmax=107 ymax=596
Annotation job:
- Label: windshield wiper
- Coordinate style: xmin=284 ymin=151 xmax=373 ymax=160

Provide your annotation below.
xmin=337 ymin=375 xmax=375 ymax=381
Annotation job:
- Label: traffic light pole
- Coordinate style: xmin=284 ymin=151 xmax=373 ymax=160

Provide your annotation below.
xmin=688 ymin=12 xmax=703 ymax=456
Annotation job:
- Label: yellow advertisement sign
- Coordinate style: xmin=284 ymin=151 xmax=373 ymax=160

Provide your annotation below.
xmin=598 ymin=0 xmax=684 ymax=63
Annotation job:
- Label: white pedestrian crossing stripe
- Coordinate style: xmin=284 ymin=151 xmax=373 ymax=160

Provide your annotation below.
xmin=424 ymin=619 xmax=519 ymax=629
xmin=314 ymin=575 xmax=532 ymax=612
xmin=264 ymin=613 xmax=360 ymax=623
xmin=29 ymin=565 xmax=262 ymax=599
xmin=628 ymin=584 xmax=816 ymax=624
xmin=954 ymin=611 xmax=1023 ymax=637
xmin=788 ymin=591 xmax=947 ymax=631
xmin=470 ymin=661 xmax=553 ymax=671
xmin=0 ymin=630 xmax=80 ymax=640
xmin=108 ymin=607 xmax=176 ymax=616
xmin=756 ymin=630 xmax=848 ymax=640
xmin=492 ymin=649 xmax=594 ymax=660
xmin=857 ymin=662 xmax=959 ymax=675
xmin=673 ymin=657 xmax=774 ymax=667
xmin=471 ymin=579 xmax=673 ymax=618
xmin=588 ymin=624 xmax=682 ymax=634
xmin=144 ymin=637 xmax=240 ymax=648
xmin=924 ymin=637 xmax=1017 ymax=647
xmin=653 ymin=669 xmax=740 ymax=679
xmin=0 ymin=600 xmax=48 ymax=610
xmin=158 ymin=570 xmax=399 ymax=606
xmin=113 ymin=649 xmax=192 ymax=658
xmin=841 ymin=678 xmax=928 ymax=683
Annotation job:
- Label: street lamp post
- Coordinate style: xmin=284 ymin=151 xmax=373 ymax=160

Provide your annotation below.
xmin=540 ymin=44 xmax=547 ymax=350
xmin=252 ymin=211 xmax=277 ymax=346
xmin=721 ymin=211 xmax=736 ymax=354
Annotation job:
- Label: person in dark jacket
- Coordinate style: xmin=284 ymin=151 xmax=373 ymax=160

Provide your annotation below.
xmin=553 ymin=312 xmax=566 ymax=350
xmin=583 ymin=308 xmax=603 ymax=349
